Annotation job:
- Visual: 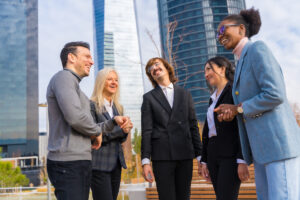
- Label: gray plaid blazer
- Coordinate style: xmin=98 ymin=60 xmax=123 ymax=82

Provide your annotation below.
xmin=90 ymin=101 xmax=127 ymax=172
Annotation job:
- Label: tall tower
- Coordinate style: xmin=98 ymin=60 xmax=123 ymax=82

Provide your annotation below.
xmin=93 ymin=0 xmax=144 ymax=131
xmin=157 ymin=0 xmax=246 ymax=121
xmin=0 ymin=0 xmax=39 ymax=157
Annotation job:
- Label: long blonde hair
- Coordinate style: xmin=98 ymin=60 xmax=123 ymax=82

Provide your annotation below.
xmin=91 ymin=68 xmax=123 ymax=115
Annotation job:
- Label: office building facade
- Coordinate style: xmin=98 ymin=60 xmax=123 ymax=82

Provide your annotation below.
xmin=0 ymin=0 xmax=38 ymax=157
xmin=157 ymin=0 xmax=246 ymax=121
xmin=93 ymin=0 xmax=144 ymax=131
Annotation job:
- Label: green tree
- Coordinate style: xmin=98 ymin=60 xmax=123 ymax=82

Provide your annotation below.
xmin=121 ymin=128 xmax=143 ymax=183
xmin=132 ymin=128 xmax=141 ymax=155
xmin=0 ymin=147 xmax=29 ymax=187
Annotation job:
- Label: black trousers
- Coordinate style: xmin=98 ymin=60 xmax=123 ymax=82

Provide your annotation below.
xmin=207 ymin=137 xmax=241 ymax=200
xmin=91 ymin=162 xmax=122 ymax=200
xmin=47 ymin=159 xmax=92 ymax=200
xmin=152 ymin=159 xmax=193 ymax=200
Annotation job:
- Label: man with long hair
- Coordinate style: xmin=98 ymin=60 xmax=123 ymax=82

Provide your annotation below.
xmin=141 ymin=57 xmax=202 ymax=200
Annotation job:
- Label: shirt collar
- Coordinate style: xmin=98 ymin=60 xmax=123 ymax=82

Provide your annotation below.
xmin=104 ymin=98 xmax=113 ymax=107
xmin=64 ymin=68 xmax=82 ymax=82
xmin=233 ymin=37 xmax=249 ymax=60
xmin=210 ymin=88 xmax=223 ymax=102
xmin=159 ymin=83 xmax=174 ymax=90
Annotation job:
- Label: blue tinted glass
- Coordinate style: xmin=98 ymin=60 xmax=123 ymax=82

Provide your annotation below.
xmin=0 ymin=1 xmax=27 ymax=145
xmin=158 ymin=0 xmax=245 ymax=121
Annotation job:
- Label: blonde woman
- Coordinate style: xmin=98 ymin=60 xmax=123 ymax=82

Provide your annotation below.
xmin=90 ymin=68 xmax=133 ymax=200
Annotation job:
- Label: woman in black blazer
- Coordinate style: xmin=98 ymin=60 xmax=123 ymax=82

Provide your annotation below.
xmin=200 ymin=56 xmax=249 ymax=200
xmin=90 ymin=68 xmax=133 ymax=200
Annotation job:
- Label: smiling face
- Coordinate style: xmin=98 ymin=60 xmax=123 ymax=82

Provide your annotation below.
xmin=71 ymin=46 xmax=94 ymax=77
xmin=204 ymin=62 xmax=226 ymax=87
xmin=103 ymin=71 xmax=118 ymax=97
xmin=148 ymin=59 xmax=169 ymax=82
xmin=217 ymin=20 xmax=245 ymax=50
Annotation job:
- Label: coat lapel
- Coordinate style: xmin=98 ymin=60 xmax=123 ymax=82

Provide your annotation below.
xmin=170 ymin=85 xmax=181 ymax=118
xmin=102 ymin=108 xmax=111 ymax=120
xmin=215 ymin=83 xmax=231 ymax=108
xmin=233 ymin=41 xmax=252 ymax=89
xmin=112 ymin=105 xmax=119 ymax=116
xmin=151 ymin=86 xmax=172 ymax=115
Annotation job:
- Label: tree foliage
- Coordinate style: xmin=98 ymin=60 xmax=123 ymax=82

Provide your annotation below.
xmin=0 ymin=148 xmax=29 ymax=187
xmin=121 ymin=129 xmax=143 ymax=183
xmin=132 ymin=128 xmax=141 ymax=155
xmin=291 ymin=103 xmax=300 ymax=126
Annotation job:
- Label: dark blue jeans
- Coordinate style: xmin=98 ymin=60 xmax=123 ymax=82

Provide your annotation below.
xmin=47 ymin=159 xmax=92 ymax=200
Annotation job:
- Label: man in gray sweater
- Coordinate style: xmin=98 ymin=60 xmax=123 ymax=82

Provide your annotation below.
xmin=46 ymin=41 xmax=131 ymax=200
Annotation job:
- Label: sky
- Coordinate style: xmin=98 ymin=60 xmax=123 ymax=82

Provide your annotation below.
xmin=38 ymin=0 xmax=300 ymax=131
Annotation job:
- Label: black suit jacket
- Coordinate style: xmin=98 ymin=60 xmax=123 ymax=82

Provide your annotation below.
xmin=141 ymin=84 xmax=202 ymax=161
xmin=201 ymin=83 xmax=243 ymax=163
xmin=90 ymin=101 xmax=127 ymax=172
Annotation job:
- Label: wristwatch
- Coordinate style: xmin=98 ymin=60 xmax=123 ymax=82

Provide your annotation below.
xmin=237 ymin=103 xmax=243 ymax=114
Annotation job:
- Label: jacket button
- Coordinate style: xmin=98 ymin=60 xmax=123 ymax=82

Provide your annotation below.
xmin=235 ymin=91 xmax=239 ymax=95
xmin=178 ymin=121 xmax=182 ymax=124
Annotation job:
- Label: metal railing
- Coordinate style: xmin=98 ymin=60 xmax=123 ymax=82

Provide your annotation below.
xmin=0 ymin=183 xmax=148 ymax=200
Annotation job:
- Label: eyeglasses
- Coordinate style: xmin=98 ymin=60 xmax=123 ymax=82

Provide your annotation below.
xmin=216 ymin=24 xmax=240 ymax=39
xmin=148 ymin=62 xmax=160 ymax=73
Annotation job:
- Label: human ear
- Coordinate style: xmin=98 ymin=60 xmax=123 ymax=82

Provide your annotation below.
xmin=68 ymin=53 xmax=77 ymax=64
xmin=239 ymin=24 xmax=247 ymax=37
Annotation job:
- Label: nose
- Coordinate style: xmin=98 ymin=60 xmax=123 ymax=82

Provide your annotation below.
xmin=90 ymin=58 xmax=94 ymax=65
xmin=204 ymin=71 xmax=209 ymax=80
xmin=153 ymin=64 xmax=160 ymax=71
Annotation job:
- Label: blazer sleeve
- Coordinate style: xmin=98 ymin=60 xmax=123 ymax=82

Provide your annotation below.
xmin=102 ymin=128 xmax=128 ymax=144
xmin=242 ymin=41 xmax=285 ymax=117
xmin=90 ymin=101 xmax=127 ymax=144
xmin=187 ymin=91 xmax=202 ymax=157
xmin=201 ymin=119 xmax=209 ymax=163
xmin=234 ymin=117 xmax=244 ymax=160
xmin=141 ymin=94 xmax=153 ymax=160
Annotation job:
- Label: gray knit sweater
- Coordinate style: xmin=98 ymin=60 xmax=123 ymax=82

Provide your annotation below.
xmin=46 ymin=69 xmax=114 ymax=161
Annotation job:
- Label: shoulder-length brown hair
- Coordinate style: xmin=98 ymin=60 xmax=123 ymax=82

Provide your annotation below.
xmin=145 ymin=57 xmax=178 ymax=87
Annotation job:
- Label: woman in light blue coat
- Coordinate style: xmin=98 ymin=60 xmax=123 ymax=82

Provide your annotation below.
xmin=214 ymin=8 xmax=300 ymax=200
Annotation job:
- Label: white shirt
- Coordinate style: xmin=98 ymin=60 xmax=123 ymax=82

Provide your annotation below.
xmin=159 ymin=83 xmax=174 ymax=108
xmin=203 ymin=89 xmax=246 ymax=164
xmin=207 ymin=90 xmax=222 ymax=138
xmin=104 ymin=98 xmax=114 ymax=118
xmin=142 ymin=83 xmax=201 ymax=165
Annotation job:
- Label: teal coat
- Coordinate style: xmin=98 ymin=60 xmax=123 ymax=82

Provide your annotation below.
xmin=232 ymin=40 xmax=300 ymax=165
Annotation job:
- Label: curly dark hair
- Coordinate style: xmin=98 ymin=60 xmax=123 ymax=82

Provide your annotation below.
xmin=223 ymin=7 xmax=261 ymax=38
xmin=145 ymin=57 xmax=178 ymax=87
xmin=205 ymin=56 xmax=235 ymax=92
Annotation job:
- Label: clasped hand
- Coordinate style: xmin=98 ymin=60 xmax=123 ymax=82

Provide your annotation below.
xmin=91 ymin=116 xmax=133 ymax=150
xmin=214 ymin=104 xmax=238 ymax=122
xmin=114 ymin=116 xmax=133 ymax=133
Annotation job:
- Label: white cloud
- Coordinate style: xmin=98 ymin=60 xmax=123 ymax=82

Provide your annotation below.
xmin=135 ymin=0 xmax=161 ymax=92
xmin=246 ymin=0 xmax=300 ymax=104
xmin=39 ymin=0 xmax=95 ymax=131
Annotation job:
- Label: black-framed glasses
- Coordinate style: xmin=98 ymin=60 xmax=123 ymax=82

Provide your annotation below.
xmin=216 ymin=24 xmax=240 ymax=38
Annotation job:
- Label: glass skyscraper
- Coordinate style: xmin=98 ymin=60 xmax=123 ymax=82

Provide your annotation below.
xmin=157 ymin=0 xmax=246 ymax=121
xmin=0 ymin=0 xmax=38 ymax=157
xmin=93 ymin=0 xmax=144 ymax=131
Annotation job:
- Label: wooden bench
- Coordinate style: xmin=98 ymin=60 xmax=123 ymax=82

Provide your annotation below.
xmin=146 ymin=159 xmax=257 ymax=200
xmin=192 ymin=160 xmax=256 ymax=184
xmin=146 ymin=185 xmax=257 ymax=199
